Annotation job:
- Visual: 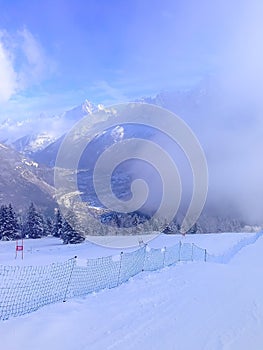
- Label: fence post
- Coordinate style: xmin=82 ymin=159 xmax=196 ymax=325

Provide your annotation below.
xmin=162 ymin=247 xmax=166 ymax=267
xmin=204 ymin=249 xmax=207 ymax=262
xmin=179 ymin=241 xmax=182 ymax=261
xmin=63 ymin=256 xmax=77 ymax=302
xmin=142 ymin=244 xmax=147 ymax=272
xmin=117 ymin=252 xmax=123 ymax=286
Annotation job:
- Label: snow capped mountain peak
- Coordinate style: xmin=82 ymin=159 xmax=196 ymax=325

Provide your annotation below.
xmin=82 ymin=99 xmax=96 ymax=114
xmin=60 ymin=99 xmax=97 ymax=122
xmin=11 ymin=133 xmax=57 ymax=155
xmin=26 ymin=132 xmax=57 ymax=152
xmin=0 ymin=99 xmax=101 ymax=155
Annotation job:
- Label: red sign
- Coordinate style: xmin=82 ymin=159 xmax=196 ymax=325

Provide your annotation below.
xmin=16 ymin=245 xmax=23 ymax=251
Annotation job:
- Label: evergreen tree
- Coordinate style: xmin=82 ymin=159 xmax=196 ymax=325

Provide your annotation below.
xmin=52 ymin=208 xmax=63 ymax=238
xmin=187 ymin=223 xmax=198 ymax=234
xmin=23 ymin=203 xmax=45 ymax=239
xmin=162 ymin=219 xmax=180 ymax=234
xmin=0 ymin=204 xmax=20 ymax=241
xmin=8 ymin=204 xmax=20 ymax=239
xmin=61 ymin=210 xmax=85 ymax=244
xmin=182 ymin=218 xmax=202 ymax=234
xmin=0 ymin=205 xmax=6 ymax=240
xmin=43 ymin=217 xmax=53 ymax=236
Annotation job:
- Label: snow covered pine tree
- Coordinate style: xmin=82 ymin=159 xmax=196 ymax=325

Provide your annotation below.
xmin=0 ymin=204 xmax=20 ymax=240
xmin=61 ymin=210 xmax=85 ymax=244
xmin=23 ymin=203 xmax=45 ymax=239
xmin=52 ymin=208 xmax=63 ymax=238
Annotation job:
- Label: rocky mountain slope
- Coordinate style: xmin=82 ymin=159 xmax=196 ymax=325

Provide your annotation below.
xmin=0 ymin=143 xmax=55 ymax=214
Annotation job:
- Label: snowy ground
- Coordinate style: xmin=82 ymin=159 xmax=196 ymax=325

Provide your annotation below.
xmin=1 ymin=232 xmax=263 ymax=349
xmin=0 ymin=232 xmax=253 ymax=265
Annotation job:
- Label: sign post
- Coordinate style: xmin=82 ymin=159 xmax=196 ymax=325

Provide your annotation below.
xmin=15 ymin=239 xmax=24 ymax=259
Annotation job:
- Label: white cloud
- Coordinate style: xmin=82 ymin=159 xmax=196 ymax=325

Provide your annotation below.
xmin=0 ymin=28 xmax=55 ymax=103
xmin=0 ymin=33 xmax=18 ymax=102
xmin=92 ymin=80 xmax=129 ymax=104
xmin=17 ymin=28 xmax=55 ymax=89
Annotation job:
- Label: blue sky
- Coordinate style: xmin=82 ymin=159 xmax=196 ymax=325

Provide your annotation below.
xmin=0 ymin=0 xmax=261 ymax=119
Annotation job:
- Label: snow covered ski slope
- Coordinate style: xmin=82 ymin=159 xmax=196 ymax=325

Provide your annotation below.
xmin=1 ymin=232 xmax=263 ymax=350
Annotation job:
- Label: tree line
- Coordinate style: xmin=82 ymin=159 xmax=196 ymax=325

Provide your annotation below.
xmin=0 ymin=203 xmax=85 ymax=244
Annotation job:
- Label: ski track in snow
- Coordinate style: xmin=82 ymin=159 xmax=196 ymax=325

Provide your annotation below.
xmin=1 ymin=232 xmax=263 ymax=350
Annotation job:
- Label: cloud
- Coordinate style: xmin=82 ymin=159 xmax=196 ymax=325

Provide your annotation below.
xmin=17 ymin=28 xmax=56 ymax=89
xmin=0 ymin=28 xmax=55 ymax=103
xmin=0 ymin=32 xmax=18 ymax=102
xmin=91 ymin=80 xmax=129 ymax=104
xmin=216 ymin=1 xmax=263 ymax=108
xmin=183 ymin=1 xmax=263 ymax=225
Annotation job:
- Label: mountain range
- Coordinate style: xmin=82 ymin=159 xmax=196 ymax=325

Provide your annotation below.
xmin=0 ymin=83 xmax=212 ymax=160
xmin=0 ymin=80 xmax=261 ymax=231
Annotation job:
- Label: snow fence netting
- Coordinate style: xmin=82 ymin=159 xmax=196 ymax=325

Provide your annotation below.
xmin=0 ymin=258 xmax=75 ymax=320
xmin=0 ymin=241 xmax=209 ymax=320
xmin=67 ymin=255 xmax=121 ymax=298
xmin=164 ymin=242 xmax=181 ymax=266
